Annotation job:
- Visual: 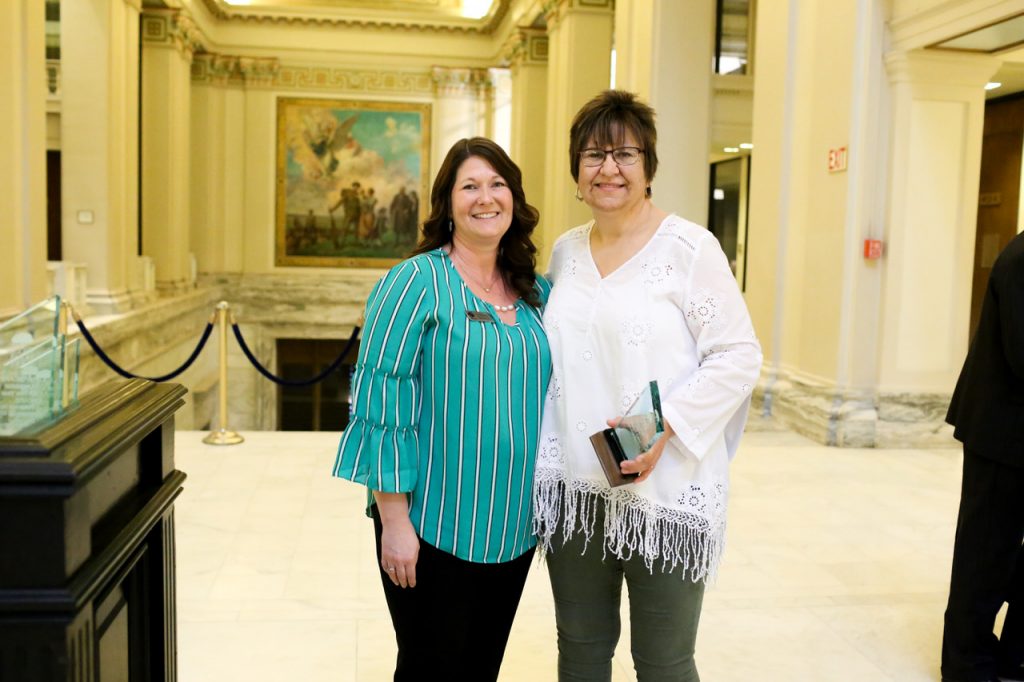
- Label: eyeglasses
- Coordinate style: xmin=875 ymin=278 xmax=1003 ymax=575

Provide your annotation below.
xmin=579 ymin=147 xmax=644 ymax=167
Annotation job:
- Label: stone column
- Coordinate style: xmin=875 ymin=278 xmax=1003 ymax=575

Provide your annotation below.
xmin=504 ymin=28 xmax=549 ymax=235
xmin=60 ymin=0 xmax=142 ymax=314
xmin=430 ymin=67 xmax=491 ymax=181
xmin=141 ymin=9 xmax=201 ymax=295
xmin=0 ymin=0 xmax=47 ymax=316
xmin=237 ymin=57 xmax=279 ymax=273
xmin=190 ymin=54 xmax=245 ymax=276
xmin=539 ymin=0 xmax=613 ymax=262
xmin=614 ymin=0 xmax=714 ymax=224
xmin=877 ymin=51 xmax=1000 ymax=397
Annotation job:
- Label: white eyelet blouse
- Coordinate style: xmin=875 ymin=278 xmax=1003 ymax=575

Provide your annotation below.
xmin=533 ymin=214 xmax=763 ymax=581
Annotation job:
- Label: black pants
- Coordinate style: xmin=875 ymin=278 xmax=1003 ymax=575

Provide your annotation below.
xmin=372 ymin=507 xmax=534 ymax=682
xmin=942 ymin=449 xmax=1024 ymax=682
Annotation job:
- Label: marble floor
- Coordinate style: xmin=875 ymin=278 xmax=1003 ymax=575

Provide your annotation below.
xmin=174 ymin=427 xmax=995 ymax=681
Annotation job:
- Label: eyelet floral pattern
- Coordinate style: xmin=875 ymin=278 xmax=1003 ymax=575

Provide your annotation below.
xmin=619 ymin=386 xmax=643 ymax=412
xmin=676 ymin=482 xmax=727 ymax=516
xmin=620 ymin=316 xmax=653 ymax=348
xmin=562 ymin=257 xmax=579 ymax=277
xmin=685 ymin=288 xmax=726 ymax=332
xmin=548 ymin=375 xmax=563 ymax=401
xmin=538 ymin=434 xmax=565 ymax=465
xmin=641 ymin=258 xmax=674 ymax=286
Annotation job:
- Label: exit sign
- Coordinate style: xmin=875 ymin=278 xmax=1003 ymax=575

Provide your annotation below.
xmin=828 ymin=147 xmax=848 ymax=173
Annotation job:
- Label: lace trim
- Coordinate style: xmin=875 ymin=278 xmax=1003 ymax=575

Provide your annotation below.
xmin=533 ymin=469 xmax=727 ymax=583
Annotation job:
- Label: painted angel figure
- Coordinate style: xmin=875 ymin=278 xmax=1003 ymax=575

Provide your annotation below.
xmin=302 ymin=112 xmax=360 ymax=179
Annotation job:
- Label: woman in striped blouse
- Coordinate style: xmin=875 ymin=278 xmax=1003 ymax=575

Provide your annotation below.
xmin=333 ymin=137 xmax=551 ymax=681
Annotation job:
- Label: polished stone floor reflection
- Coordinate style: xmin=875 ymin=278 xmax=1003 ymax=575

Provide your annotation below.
xmin=175 ymin=427 xmax=984 ymax=681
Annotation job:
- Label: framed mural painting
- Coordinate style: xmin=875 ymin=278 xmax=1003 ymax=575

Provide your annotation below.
xmin=275 ymin=97 xmax=431 ymax=267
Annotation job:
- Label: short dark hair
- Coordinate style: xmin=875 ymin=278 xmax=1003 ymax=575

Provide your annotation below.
xmin=412 ymin=137 xmax=542 ymax=308
xmin=568 ymin=90 xmax=658 ymax=184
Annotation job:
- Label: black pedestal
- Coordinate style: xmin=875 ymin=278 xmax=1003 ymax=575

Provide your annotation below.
xmin=0 ymin=379 xmax=187 ymax=681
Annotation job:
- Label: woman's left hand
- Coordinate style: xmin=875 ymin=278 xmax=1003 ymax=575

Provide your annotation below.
xmin=609 ymin=418 xmax=675 ymax=484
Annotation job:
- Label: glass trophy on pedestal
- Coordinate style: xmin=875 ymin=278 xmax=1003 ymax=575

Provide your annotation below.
xmin=0 ymin=296 xmax=80 ymax=437
xmin=589 ymin=380 xmax=664 ymax=487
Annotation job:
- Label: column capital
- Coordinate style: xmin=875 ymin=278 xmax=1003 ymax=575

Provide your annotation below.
xmin=238 ymin=57 xmax=280 ymax=87
xmin=190 ymin=54 xmax=280 ymax=87
xmin=192 ymin=53 xmax=241 ymax=86
xmin=885 ymin=49 xmax=1000 ymax=89
xmin=501 ymin=28 xmax=549 ymax=67
xmin=141 ymin=9 xmax=204 ymax=61
xmin=543 ymin=0 xmax=613 ymax=32
xmin=431 ymin=66 xmax=492 ymax=97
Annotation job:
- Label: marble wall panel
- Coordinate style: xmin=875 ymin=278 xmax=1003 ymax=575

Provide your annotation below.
xmin=755 ymin=372 xmax=958 ymax=449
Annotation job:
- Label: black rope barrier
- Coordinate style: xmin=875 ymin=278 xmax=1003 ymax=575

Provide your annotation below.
xmin=73 ymin=310 xmax=215 ymax=382
xmin=231 ymin=321 xmax=361 ymax=387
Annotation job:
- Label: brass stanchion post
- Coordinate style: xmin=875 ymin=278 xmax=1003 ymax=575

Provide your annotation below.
xmin=203 ymin=301 xmax=244 ymax=445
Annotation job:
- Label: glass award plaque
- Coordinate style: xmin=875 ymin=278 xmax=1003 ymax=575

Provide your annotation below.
xmin=589 ymin=380 xmax=664 ymax=487
xmin=0 ymin=296 xmax=80 ymax=437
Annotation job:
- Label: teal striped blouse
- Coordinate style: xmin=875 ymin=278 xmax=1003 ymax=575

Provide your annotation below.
xmin=333 ymin=249 xmax=552 ymax=564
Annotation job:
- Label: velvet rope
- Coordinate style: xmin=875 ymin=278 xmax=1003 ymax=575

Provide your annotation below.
xmin=231 ymin=322 xmax=361 ymax=387
xmin=74 ymin=313 xmax=214 ymax=383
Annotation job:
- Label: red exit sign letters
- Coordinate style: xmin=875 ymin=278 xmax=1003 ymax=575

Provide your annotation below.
xmin=828 ymin=147 xmax=848 ymax=173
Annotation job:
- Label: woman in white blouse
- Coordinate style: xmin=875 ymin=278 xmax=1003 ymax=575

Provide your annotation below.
xmin=533 ymin=90 xmax=763 ymax=681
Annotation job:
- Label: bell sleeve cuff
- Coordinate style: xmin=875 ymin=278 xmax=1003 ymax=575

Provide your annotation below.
xmin=333 ymin=367 xmax=419 ymax=493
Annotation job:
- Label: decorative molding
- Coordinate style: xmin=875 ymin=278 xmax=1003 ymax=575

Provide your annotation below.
xmin=431 ymin=66 xmax=494 ymax=96
xmin=191 ymin=54 xmax=280 ymax=87
xmin=501 ymin=27 xmax=549 ymax=66
xmin=885 ymin=49 xmax=1001 ymax=88
xmin=191 ymin=53 xmax=241 ymax=86
xmin=278 ymin=65 xmax=433 ymax=93
xmin=889 ymin=0 xmax=1023 ymax=52
xmin=238 ymin=57 xmax=281 ymax=86
xmin=543 ymin=0 xmax=613 ymax=31
xmin=191 ymin=57 xmax=434 ymax=95
xmin=141 ymin=9 xmax=205 ymax=59
xmin=197 ymin=0 xmax=511 ymax=35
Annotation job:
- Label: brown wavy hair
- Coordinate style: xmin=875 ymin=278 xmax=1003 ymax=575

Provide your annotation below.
xmin=412 ymin=137 xmax=542 ymax=308
xmin=569 ymin=90 xmax=659 ymax=188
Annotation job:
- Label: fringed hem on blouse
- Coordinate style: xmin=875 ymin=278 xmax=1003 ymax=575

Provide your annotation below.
xmin=533 ymin=471 xmax=727 ymax=583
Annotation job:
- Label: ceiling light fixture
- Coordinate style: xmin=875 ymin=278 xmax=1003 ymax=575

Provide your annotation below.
xmin=462 ymin=0 xmax=494 ymax=19
xmin=724 ymin=147 xmax=739 ymax=153
xmin=739 ymin=142 xmax=754 ymax=149
xmin=985 ymin=81 xmax=1003 ymax=90
xmin=713 ymin=189 xmax=725 ymax=200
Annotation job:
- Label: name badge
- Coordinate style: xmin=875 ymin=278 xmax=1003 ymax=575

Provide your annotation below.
xmin=466 ymin=310 xmax=494 ymax=323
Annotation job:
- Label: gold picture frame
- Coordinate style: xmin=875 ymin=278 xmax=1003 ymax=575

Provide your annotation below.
xmin=275 ymin=97 xmax=432 ymax=268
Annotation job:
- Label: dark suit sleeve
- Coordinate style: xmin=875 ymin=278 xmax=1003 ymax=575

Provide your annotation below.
xmin=998 ymin=246 xmax=1024 ymax=380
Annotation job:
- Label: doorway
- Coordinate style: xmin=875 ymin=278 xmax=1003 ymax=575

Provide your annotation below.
xmin=972 ymin=94 xmax=1024 ymax=337
xmin=276 ymin=338 xmax=359 ymax=431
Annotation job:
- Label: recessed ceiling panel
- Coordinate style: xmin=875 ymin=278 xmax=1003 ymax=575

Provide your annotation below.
xmin=207 ymin=0 xmax=502 ymax=30
xmin=932 ymin=13 xmax=1024 ymax=53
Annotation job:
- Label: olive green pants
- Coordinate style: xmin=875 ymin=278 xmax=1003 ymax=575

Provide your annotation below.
xmin=546 ymin=504 xmax=706 ymax=682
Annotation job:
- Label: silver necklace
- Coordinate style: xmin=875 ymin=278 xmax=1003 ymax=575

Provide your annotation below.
xmin=450 ymin=248 xmax=498 ymax=292
xmin=450 ymin=248 xmax=518 ymax=312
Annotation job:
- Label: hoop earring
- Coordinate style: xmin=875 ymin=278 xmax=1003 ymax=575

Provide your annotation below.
xmin=574 ymin=188 xmax=583 ymax=202
xmin=645 ymin=186 xmax=652 ymax=198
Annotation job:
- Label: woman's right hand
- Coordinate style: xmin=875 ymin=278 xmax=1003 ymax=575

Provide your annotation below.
xmin=374 ymin=491 xmax=419 ymax=588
